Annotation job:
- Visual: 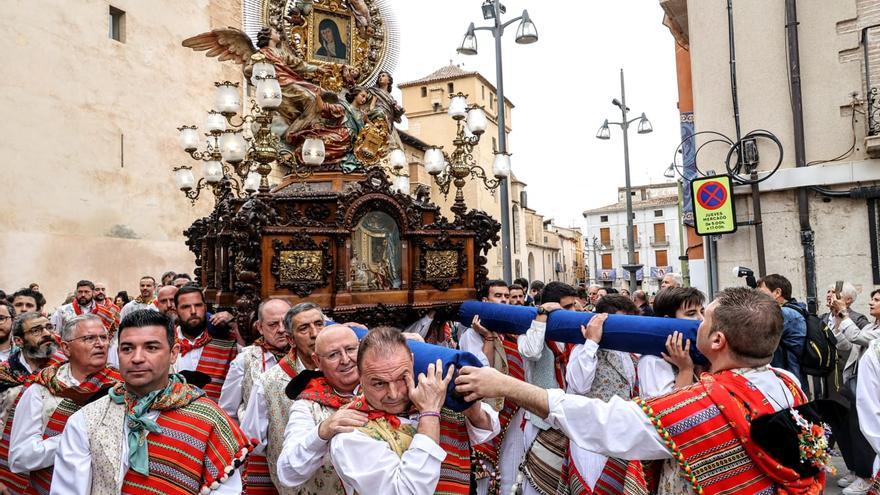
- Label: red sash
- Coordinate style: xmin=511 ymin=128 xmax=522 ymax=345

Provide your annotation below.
xmin=635 ymin=368 xmax=824 ymax=495
xmin=243 ymin=454 xmax=277 ymax=495
xmin=192 ymin=337 xmax=237 ymax=402
xmin=0 ymin=390 xmax=30 ymax=495
xmin=73 ymin=300 xmax=119 ymax=334
xmin=120 ymin=396 xmax=254 ymax=494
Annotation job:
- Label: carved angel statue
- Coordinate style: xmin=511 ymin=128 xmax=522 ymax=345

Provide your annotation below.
xmin=345 ymin=0 xmax=372 ymax=36
xmin=182 ymin=26 xmax=328 ymax=141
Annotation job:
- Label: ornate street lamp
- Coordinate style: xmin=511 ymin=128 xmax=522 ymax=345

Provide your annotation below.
xmin=173 ymin=63 xmax=326 ymax=205
xmin=596 ymin=68 xmax=653 ymax=293
xmin=456 ymin=0 xmax=537 ymax=282
xmin=424 ymin=93 xmax=507 ymax=218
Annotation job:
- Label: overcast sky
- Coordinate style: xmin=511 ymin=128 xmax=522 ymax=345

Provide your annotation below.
xmin=390 ymin=0 xmax=681 ymax=228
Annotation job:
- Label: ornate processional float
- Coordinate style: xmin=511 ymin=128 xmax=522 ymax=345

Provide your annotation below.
xmin=173 ymin=0 xmax=501 ymax=341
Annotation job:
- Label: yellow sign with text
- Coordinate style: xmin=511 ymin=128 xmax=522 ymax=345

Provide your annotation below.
xmin=691 ymin=175 xmax=737 ymax=236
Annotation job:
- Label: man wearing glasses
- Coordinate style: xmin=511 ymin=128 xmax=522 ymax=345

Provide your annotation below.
xmin=218 ymin=298 xmax=291 ymax=495
xmin=240 ymin=303 xmax=329 ymax=494
xmin=0 ymin=302 xmax=15 ymax=362
xmin=9 ymin=314 xmax=118 ymax=493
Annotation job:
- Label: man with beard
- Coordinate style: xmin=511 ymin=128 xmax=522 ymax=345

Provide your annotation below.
xmin=0 ymin=302 xmax=14 ymax=362
xmin=10 ymin=314 xmax=118 ymax=493
xmin=92 ymin=283 xmax=120 ymax=320
xmin=10 ymin=289 xmax=45 ymax=317
xmin=172 ymin=284 xmax=237 ymax=401
xmin=119 ymin=276 xmax=157 ymax=320
xmin=51 ymin=310 xmax=253 ymax=494
xmin=220 ymin=298 xmax=291 ymax=495
xmin=0 ymin=310 xmax=56 ymax=495
xmin=509 ymin=284 xmax=527 ymax=306
xmin=274 ymin=325 xmax=364 ymax=494
xmin=329 ymin=327 xmax=499 ymax=495
xmin=153 ymin=285 xmax=177 ymax=320
xmin=52 ymin=280 xmax=119 ymax=335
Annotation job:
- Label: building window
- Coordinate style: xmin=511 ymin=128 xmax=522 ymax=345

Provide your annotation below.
xmin=654 ymin=209 xmax=663 ymax=217
xmin=109 ymin=6 xmax=125 ymax=42
xmin=492 ymin=137 xmax=497 ymax=152
xmin=632 ymin=213 xmax=636 ymax=220
xmin=543 ymin=235 xmax=548 ymax=244
xmin=447 ymin=82 xmax=454 ymax=94
xmin=420 ymin=86 xmax=427 ymax=97
xmin=601 ymin=253 xmax=613 ymax=269
xmin=653 ymin=222 xmax=667 ymax=244
xmin=490 ymin=94 xmax=495 ymax=110
xmin=599 ymin=227 xmax=611 ymax=246
xmin=600 ymin=215 xmax=608 ymax=222
xmin=631 ymin=225 xmax=639 ymax=242
xmin=869 ymin=199 xmax=880 ymax=284
xmin=634 ymin=251 xmax=640 ymax=265
xmin=655 ymin=249 xmax=668 ymax=267
xmin=482 ymin=86 xmax=485 ymax=99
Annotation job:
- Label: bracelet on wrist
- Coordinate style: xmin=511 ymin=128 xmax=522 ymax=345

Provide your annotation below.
xmin=418 ymin=411 xmax=441 ymax=419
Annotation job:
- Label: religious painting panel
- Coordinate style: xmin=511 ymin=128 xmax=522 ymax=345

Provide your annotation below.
xmin=349 ymin=211 xmax=402 ymax=291
xmin=311 ymin=9 xmax=353 ymax=65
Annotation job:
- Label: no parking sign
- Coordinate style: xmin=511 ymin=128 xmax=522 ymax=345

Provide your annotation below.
xmin=691 ymin=175 xmax=736 ymax=236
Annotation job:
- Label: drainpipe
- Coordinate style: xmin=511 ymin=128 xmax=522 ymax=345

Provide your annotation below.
xmin=785 ymin=0 xmax=818 ymax=313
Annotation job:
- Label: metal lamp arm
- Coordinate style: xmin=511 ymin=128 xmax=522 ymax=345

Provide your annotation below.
xmin=469 ymin=164 xmax=501 ymax=190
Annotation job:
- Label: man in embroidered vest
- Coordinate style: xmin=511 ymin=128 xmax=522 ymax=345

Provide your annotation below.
xmin=240 ymin=303 xmax=327 ymax=493
xmin=50 ymin=309 xmax=254 ymax=494
xmin=0 ymin=311 xmax=58 ymax=495
xmin=458 ymin=280 xmax=527 ymax=495
xmin=270 ymin=324 xmax=363 ymax=494
xmin=120 ymin=275 xmax=158 ymax=320
xmin=456 ymin=287 xmax=827 ymax=495
xmin=220 ymin=298 xmax=291 ymax=495
xmin=330 ymin=327 xmax=499 ymax=495
xmin=561 ymin=295 xmax=644 ymax=495
xmin=519 ymin=281 xmax=579 ymax=495
xmin=51 ymin=280 xmax=119 ymax=337
xmin=10 ymin=314 xmax=118 ymax=495
xmin=172 ymin=284 xmax=238 ymax=401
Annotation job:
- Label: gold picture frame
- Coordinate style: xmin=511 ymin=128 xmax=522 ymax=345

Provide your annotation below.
xmin=310 ymin=9 xmax=353 ymax=65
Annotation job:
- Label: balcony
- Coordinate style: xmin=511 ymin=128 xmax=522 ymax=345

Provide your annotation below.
xmin=650 ymin=235 xmax=670 ymax=247
xmin=598 ymin=240 xmax=613 ymax=251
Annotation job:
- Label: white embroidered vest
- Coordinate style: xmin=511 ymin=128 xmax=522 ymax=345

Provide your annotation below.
xmin=82 ymin=396 xmax=126 ymax=495
xmin=238 ymin=345 xmax=267 ymax=420
xmin=262 ymin=366 xmax=343 ymax=495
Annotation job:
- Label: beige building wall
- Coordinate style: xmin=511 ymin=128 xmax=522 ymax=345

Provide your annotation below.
xmin=0 ymin=0 xmax=243 ymax=309
xmin=678 ymin=0 xmax=880 ymax=312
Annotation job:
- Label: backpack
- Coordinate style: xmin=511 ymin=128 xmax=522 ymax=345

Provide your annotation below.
xmin=783 ymin=302 xmax=838 ymax=377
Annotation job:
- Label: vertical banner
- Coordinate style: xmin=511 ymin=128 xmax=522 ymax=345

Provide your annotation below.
xmin=680 ymin=112 xmax=696 ymax=226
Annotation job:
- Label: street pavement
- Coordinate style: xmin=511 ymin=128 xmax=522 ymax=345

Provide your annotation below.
xmin=826 ymin=456 xmax=849 ymax=495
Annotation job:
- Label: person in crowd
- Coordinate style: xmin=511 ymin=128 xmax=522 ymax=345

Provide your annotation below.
xmin=513 ymin=278 xmax=531 ymax=305
xmin=10 ymin=315 xmax=118 ymax=492
xmin=508 ymin=284 xmax=526 ymax=306
xmin=219 ymin=298 xmax=291 ymax=495
xmin=828 ymin=288 xmax=880 ymax=494
xmin=757 ymin=274 xmax=806 ymax=382
xmin=10 ymin=289 xmax=45 ymax=317
xmin=329 ymin=327 xmax=498 ymax=495
xmin=119 ymin=276 xmax=158 ymax=320
xmin=529 ymin=281 xmax=545 ymax=306
xmin=172 ymin=273 xmax=193 ymax=289
xmin=113 ymin=291 xmax=130 ymax=309
xmin=560 ymin=294 xmax=645 ymax=494
xmin=152 ymin=285 xmax=177 ymax=320
xmin=633 ymin=289 xmax=654 ymax=316
xmin=659 ymin=272 xmax=683 ymax=290
xmin=172 ymin=284 xmax=237 ymax=401
xmin=455 ymin=287 xmax=824 ymax=495
xmin=856 ymin=329 xmax=880 ymax=495
xmin=0 ymin=302 xmax=15 ymax=362
xmin=52 ymin=280 xmax=118 ymax=336
xmin=92 ymin=282 xmax=120 ymax=319
xmin=50 ymin=310 xmax=253 ymax=494
xmin=269 ymin=323 xmax=359 ymax=493
xmin=160 ymin=270 xmax=177 ymax=286
xmin=27 ymin=284 xmax=40 ymax=294
xmin=585 ymin=285 xmax=602 ymax=312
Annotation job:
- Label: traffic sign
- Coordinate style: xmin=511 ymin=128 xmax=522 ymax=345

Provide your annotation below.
xmin=691 ymin=174 xmax=736 ymax=235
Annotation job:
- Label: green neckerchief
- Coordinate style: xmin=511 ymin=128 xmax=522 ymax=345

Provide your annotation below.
xmin=108 ymin=374 xmax=202 ymax=475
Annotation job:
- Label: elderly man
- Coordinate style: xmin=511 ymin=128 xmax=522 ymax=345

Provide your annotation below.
xmin=172 ymin=285 xmax=237 ymax=401
xmin=219 ymin=298 xmax=291 ymax=495
xmin=0 ymin=310 xmax=55 ymax=494
xmin=52 ymin=280 xmax=119 ymax=335
xmin=50 ymin=309 xmax=254 ymax=494
xmin=153 ymin=285 xmax=177 ymax=320
xmin=119 ymin=276 xmax=157 ymax=320
xmin=659 ymin=272 xmax=683 ymax=290
xmin=239 ymin=303 xmax=326 ymax=492
xmin=456 ymin=287 xmax=824 ymax=495
xmin=9 ymin=314 xmax=118 ymax=493
xmin=329 ymin=327 xmax=499 ymax=495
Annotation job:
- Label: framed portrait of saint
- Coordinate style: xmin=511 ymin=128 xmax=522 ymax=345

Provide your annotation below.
xmin=311 ymin=10 xmax=352 ymax=64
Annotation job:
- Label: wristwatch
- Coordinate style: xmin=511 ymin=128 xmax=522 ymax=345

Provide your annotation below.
xmin=536 ymin=307 xmax=552 ymax=316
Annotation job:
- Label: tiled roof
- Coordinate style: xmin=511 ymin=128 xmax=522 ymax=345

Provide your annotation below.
xmin=399 ymin=64 xmax=480 ymax=87
xmin=583 ymin=195 xmax=679 ymax=215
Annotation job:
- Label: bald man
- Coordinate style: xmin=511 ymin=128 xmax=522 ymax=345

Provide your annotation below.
xmin=241 ymin=324 xmax=354 ymax=494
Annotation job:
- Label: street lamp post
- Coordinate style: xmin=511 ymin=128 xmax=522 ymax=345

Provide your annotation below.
xmin=596 ymin=68 xmax=653 ymax=293
xmin=457 ymin=0 xmax=538 ymax=283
